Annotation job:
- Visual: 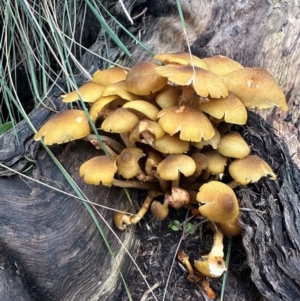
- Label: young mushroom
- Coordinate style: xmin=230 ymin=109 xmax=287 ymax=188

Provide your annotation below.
xmin=34 ymin=109 xmax=91 ymax=145
xmin=91 ymin=66 xmax=127 ymax=86
xmin=197 ymin=181 xmax=239 ymax=223
xmin=194 ymin=224 xmax=227 ymax=277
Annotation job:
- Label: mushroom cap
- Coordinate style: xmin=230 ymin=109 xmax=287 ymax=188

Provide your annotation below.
xmin=101 ymin=108 xmax=139 ymax=133
xmin=203 ymin=150 xmax=227 ymax=175
xmin=61 ymin=82 xmax=105 ymax=103
xmin=151 ymin=201 xmax=169 ymax=220
xmin=202 ymin=55 xmax=244 ymax=76
xmin=153 ymin=134 xmax=189 ymax=154
xmin=157 ymin=154 xmax=196 ymax=180
xmin=102 ymin=80 xmax=140 ymax=100
xmin=123 ymin=100 xmax=160 ymax=121
xmin=79 ymin=156 xmax=117 ymax=186
xmin=113 ymin=212 xmax=132 ymax=230
xmin=157 ymin=106 xmax=215 ymax=142
xmin=190 ymin=152 xmax=208 ymax=174
xmin=145 ymin=150 xmax=164 ymax=175
xmin=34 ymin=109 xmax=91 ymax=145
xmin=155 ymin=64 xmax=228 ymax=98
xmin=228 ymin=154 xmax=277 ymax=185
xmin=218 ymin=217 xmax=242 ymax=237
xmin=192 ymin=128 xmax=221 ymax=149
xmin=153 ymin=52 xmax=208 ymax=69
xmin=89 ymin=95 xmax=125 ymax=122
xmin=198 ymin=92 xmax=248 ymax=125
xmin=222 ymin=67 xmax=288 ymax=110
xmin=125 ymin=61 xmax=168 ymax=95
xmin=217 ymin=132 xmax=251 ymax=159
xmin=92 ymin=67 xmax=127 ymax=86
xmin=116 ymin=147 xmax=145 ymax=179
xmin=194 ymin=257 xmax=227 ymax=277
xmin=129 ymin=120 xmax=166 ymax=144
xmin=197 ymin=181 xmax=239 ymax=223
xmin=155 ymin=86 xmax=181 ymax=109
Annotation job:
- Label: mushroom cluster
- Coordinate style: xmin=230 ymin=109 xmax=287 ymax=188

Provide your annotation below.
xmin=34 ymin=53 xmax=287 ymax=290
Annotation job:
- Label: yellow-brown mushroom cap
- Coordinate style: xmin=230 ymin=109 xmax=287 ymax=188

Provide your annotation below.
xmin=198 ymin=92 xmax=248 ymax=125
xmin=34 ymin=109 xmax=91 ymax=145
xmin=153 ymin=52 xmax=208 ymax=69
xmin=79 ymin=156 xmax=117 ymax=186
xmin=217 ymin=132 xmax=251 ymax=159
xmin=197 ymin=181 xmax=239 ymax=223
xmin=228 ymin=155 xmax=277 ymax=185
xmin=155 ymin=86 xmax=181 ymax=109
xmin=155 ymin=64 xmax=228 ymax=98
xmin=151 ymin=201 xmax=169 ymax=220
xmin=222 ymin=67 xmax=288 ymax=110
xmin=192 ymin=128 xmax=221 ymax=150
xmin=92 ymin=67 xmax=127 ymax=86
xmin=61 ymin=82 xmax=105 ymax=103
xmin=102 ymin=80 xmax=140 ymax=101
xmin=157 ymin=106 xmax=215 ymax=142
xmin=202 ymin=55 xmax=244 ymax=76
xmin=157 ymin=154 xmax=196 ymax=180
xmin=125 ymin=61 xmax=168 ymax=95
xmin=101 ymin=108 xmax=139 ymax=133
xmin=123 ymin=100 xmax=160 ymax=121
xmin=203 ymin=150 xmax=227 ymax=175
xmin=116 ymin=147 xmax=145 ymax=179
xmin=194 ymin=256 xmax=227 ymax=277
xmin=153 ymin=134 xmax=189 ymax=154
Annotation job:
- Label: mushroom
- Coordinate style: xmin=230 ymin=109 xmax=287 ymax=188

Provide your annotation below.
xmin=202 ymin=55 xmax=244 ymax=76
xmin=129 ymin=120 xmax=166 ymax=146
xmin=153 ymin=133 xmax=190 ymax=154
xmin=123 ymin=100 xmax=160 ymax=121
xmin=151 ymin=200 xmax=169 ymax=220
xmin=116 ymin=147 xmax=146 ymax=179
xmin=155 ymin=64 xmax=228 ymax=99
xmin=197 ymin=92 xmax=248 ymax=125
xmin=192 ymin=128 xmax=221 ymax=150
xmin=218 ymin=216 xmax=243 ymax=237
xmin=217 ymin=131 xmax=251 ymax=159
xmin=89 ymin=95 xmax=126 ymax=122
xmin=92 ymin=66 xmax=127 ymax=86
xmin=79 ymin=156 xmax=160 ymax=190
xmin=155 ymin=86 xmax=181 ymax=109
xmin=197 ymin=181 xmax=239 ymax=223
xmin=61 ymin=82 xmax=105 ymax=103
xmin=153 ymin=52 xmax=208 ymax=69
xmin=194 ymin=224 xmax=227 ymax=277
xmin=102 ymin=80 xmax=140 ymax=101
xmin=101 ymin=108 xmax=139 ymax=133
xmin=202 ymin=150 xmax=227 ymax=177
xmin=125 ymin=61 xmax=168 ymax=95
xmin=228 ymin=154 xmax=277 ymax=187
xmin=114 ymin=190 xmax=163 ymax=230
xmin=222 ymin=67 xmax=288 ymax=110
xmin=157 ymin=105 xmax=215 ymax=142
xmin=34 ymin=109 xmax=91 ymax=145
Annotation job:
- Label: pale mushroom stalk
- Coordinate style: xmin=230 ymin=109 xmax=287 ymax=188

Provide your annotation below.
xmin=177 ymin=250 xmax=194 ymax=275
xmin=179 ymin=84 xmax=197 ymax=107
xmin=114 ymin=190 xmax=162 ymax=230
xmin=111 ymin=179 xmax=161 ymax=191
xmin=82 ymin=134 xmax=125 ymax=155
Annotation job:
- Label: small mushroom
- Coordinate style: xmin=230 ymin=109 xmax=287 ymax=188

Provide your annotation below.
xmin=102 ymin=80 xmax=140 ymax=101
xmin=222 ymin=67 xmax=288 ymax=110
xmin=151 ymin=200 xmax=169 ymax=220
xmin=125 ymin=61 xmax=168 ymax=95
xmin=197 ymin=181 xmax=239 ymax=223
xmin=123 ymin=100 xmax=160 ymax=121
xmin=218 ymin=216 xmax=243 ymax=237
xmin=157 ymin=106 xmax=215 ymax=142
xmin=116 ymin=147 xmax=145 ymax=179
xmin=228 ymin=154 xmax=277 ymax=186
xmin=202 ymin=149 xmax=227 ymax=177
xmin=155 ymin=64 xmax=228 ymax=99
xmin=198 ymin=92 xmax=248 ymax=125
xmin=217 ymin=131 xmax=251 ymax=159
xmin=92 ymin=66 xmax=127 ymax=86
xmin=155 ymin=86 xmax=181 ymax=109
xmin=153 ymin=134 xmax=190 ymax=154
xmin=34 ymin=109 xmax=91 ymax=145
xmin=101 ymin=108 xmax=139 ymax=133
xmin=61 ymin=82 xmax=105 ymax=103
xmin=192 ymin=128 xmax=221 ymax=150
xmin=194 ymin=224 xmax=227 ymax=277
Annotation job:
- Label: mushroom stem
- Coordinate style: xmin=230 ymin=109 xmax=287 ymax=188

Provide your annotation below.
xmin=179 ymin=84 xmax=197 ymax=107
xmin=130 ymin=190 xmax=163 ymax=224
xmin=111 ymin=179 xmax=161 ymax=191
xmin=226 ymin=180 xmax=240 ymax=189
xmin=82 ymin=134 xmax=125 ymax=155
xmin=178 ymin=250 xmax=194 ymax=275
